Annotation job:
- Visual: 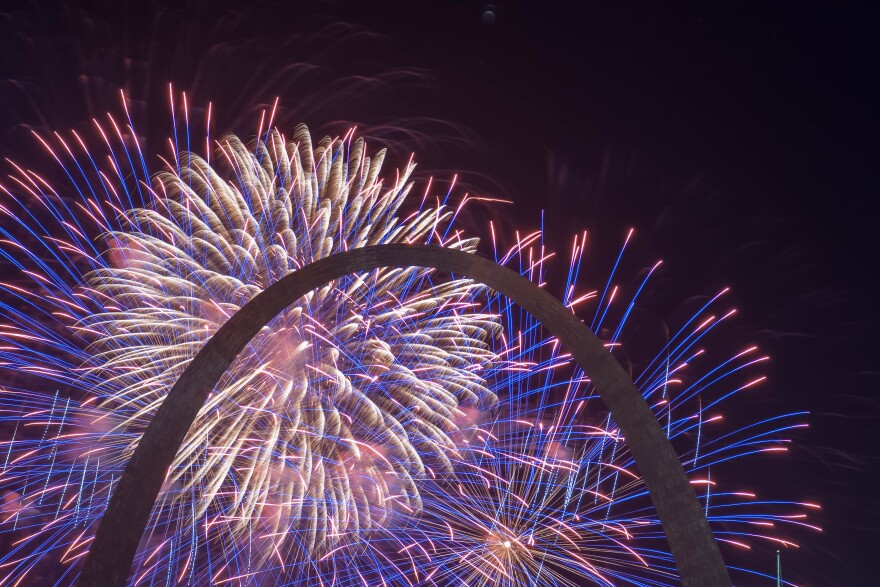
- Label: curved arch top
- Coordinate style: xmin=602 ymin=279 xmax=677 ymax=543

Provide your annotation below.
xmin=79 ymin=244 xmax=732 ymax=587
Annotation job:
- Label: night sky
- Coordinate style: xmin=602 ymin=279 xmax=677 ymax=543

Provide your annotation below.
xmin=1 ymin=1 xmax=877 ymax=584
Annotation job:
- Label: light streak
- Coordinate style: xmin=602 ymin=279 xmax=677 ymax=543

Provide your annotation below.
xmin=0 ymin=96 xmax=816 ymax=586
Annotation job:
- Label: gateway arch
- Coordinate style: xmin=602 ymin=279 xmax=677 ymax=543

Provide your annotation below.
xmin=79 ymin=244 xmax=732 ymax=587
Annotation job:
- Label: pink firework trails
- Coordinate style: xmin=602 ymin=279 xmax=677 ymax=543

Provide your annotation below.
xmin=0 ymin=91 xmax=817 ymax=586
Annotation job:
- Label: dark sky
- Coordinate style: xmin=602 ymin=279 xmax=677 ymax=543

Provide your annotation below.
xmin=1 ymin=1 xmax=878 ymax=584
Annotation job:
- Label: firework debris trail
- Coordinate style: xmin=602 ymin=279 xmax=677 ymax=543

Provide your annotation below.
xmin=0 ymin=95 xmax=817 ymax=586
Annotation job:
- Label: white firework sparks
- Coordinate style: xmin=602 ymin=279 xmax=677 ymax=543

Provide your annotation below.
xmin=84 ymin=126 xmax=502 ymax=557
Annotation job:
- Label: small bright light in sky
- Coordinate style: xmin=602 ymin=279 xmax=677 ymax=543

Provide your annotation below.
xmin=503 ymin=540 xmax=512 ymax=548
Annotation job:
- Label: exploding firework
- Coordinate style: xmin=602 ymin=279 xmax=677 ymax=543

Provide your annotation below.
xmin=0 ymin=96 xmax=816 ymax=586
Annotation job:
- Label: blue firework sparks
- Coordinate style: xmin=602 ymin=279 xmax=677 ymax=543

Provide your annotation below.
xmin=0 ymin=94 xmax=816 ymax=586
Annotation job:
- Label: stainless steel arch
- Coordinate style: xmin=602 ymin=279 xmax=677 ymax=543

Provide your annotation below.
xmin=79 ymin=244 xmax=732 ymax=587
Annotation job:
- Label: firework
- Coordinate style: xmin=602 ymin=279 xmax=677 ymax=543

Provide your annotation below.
xmin=0 ymin=97 xmax=816 ymax=586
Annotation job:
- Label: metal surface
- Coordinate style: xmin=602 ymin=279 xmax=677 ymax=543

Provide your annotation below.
xmin=79 ymin=244 xmax=732 ymax=587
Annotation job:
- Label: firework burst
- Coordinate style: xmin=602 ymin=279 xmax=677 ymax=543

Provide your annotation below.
xmin=0 ymin=96 xmax=816 ymax=586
